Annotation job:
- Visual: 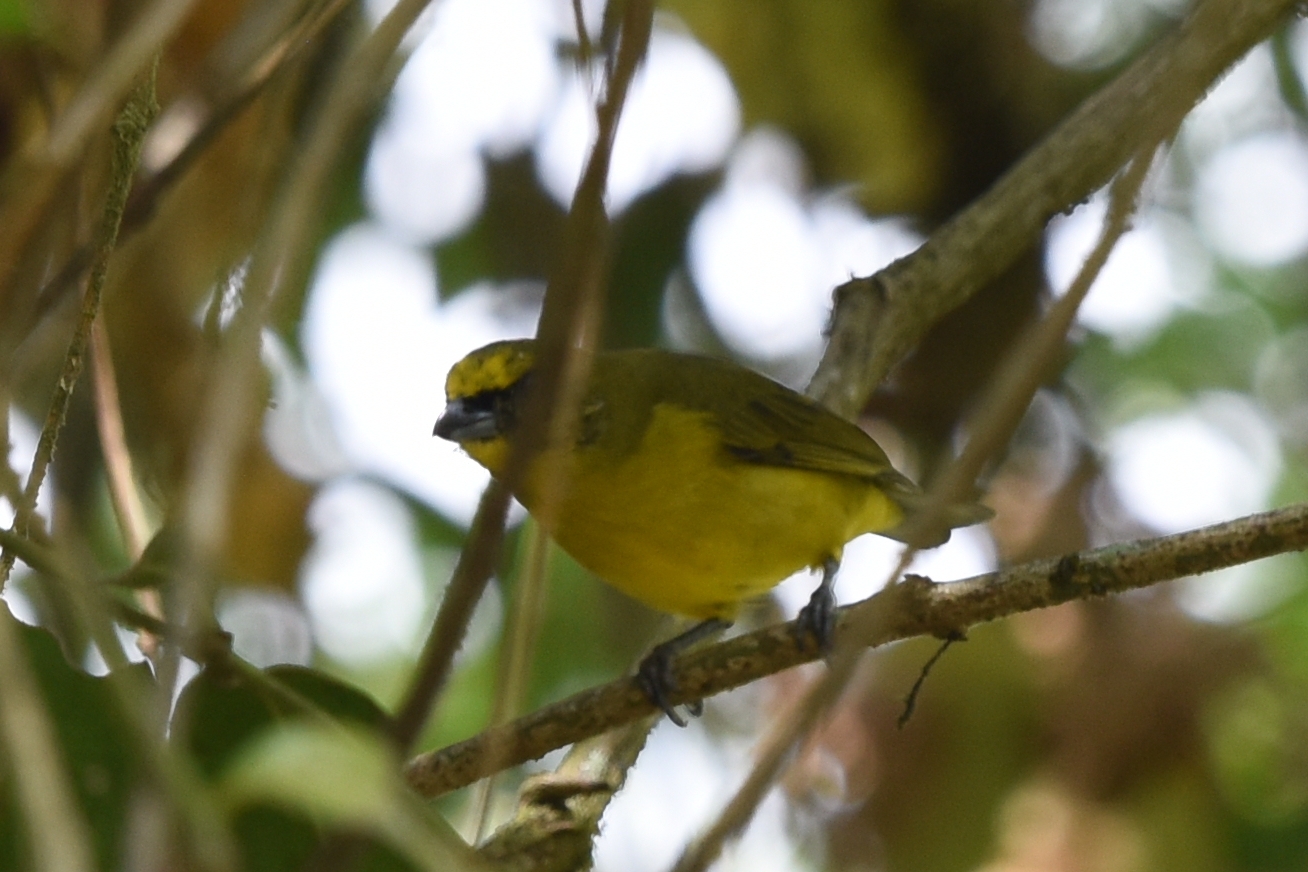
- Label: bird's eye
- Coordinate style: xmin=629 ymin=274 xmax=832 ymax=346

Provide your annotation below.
xmin=461 ymin=391 xmax=498 ymax=414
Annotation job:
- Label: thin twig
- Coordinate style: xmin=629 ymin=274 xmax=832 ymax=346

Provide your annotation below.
xmin=469 ymin=522 xmax=552 ymax=842
xmin=165 ymin=0 xmax=440 ymax=732
xmin=405 ymin=501 xmax=1308 ymax=798
xmin=89 ymin=319 xmax=164 ymax=655
xmin=0 ymin=529 xmax=61 ymax=579
xmin=897 ymin=632 xmax=960 ymax=729
xmin=90 ymin=320 xmax=151 ymax=556
xmin=390 ymin=0 xmax=655 ymax=754
xmin=1 ymin=64 xmax=159 ymax=593
xmin=570 ymin=0 xmax=595 ymax=66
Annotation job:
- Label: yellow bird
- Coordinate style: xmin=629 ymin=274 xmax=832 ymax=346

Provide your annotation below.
xmin=434 ymin=339 xmax=989 ymax=721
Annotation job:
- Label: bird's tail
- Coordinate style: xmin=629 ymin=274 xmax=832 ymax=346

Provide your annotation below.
xmin=874 ymin=470 xmax=994 ymax=549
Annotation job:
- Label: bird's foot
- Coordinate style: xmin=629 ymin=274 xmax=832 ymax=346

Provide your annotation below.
xmin=795 ymin=558 xmax=839 ymax=654
xmin=635 ymin=618 xmax=730 ymax=727
xmin=636 ymin=644 xmax=691 ymax=728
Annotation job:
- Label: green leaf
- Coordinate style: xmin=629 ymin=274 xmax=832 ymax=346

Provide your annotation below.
xmin=174 ymin=662 xmax=449 ymax=870
xmin=220 ymin=724 xmax=397 ymax=823
xmin=218 ymin=723 xmax=482 ymax=872
xmin=0 ymin=604 xmax=151 ymax=870
xmin=0 ymin=0 xmax=26 ymax=35
xmin=176 ymin=663 xmax=388 ymax=779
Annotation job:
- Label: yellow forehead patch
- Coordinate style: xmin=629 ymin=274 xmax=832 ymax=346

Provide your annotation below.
xmin=445 ymin=339 xmax=537 ymax=400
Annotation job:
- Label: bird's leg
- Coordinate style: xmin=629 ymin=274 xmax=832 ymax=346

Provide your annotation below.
xmin=796 ymin=557 xmax=839 ymax=653
xmin=636 ymin=617 xmax=731 ymax=727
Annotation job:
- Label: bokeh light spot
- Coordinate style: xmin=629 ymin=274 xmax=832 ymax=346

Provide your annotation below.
xmin=1194 ymin=131 xmax=1308 ymax=266
xmin=300 ymin=479 xmax=433 ymax=664
xmin=302 ymin=223 xmax=539 ymax=525
xmin=1046 ymin=194 xmax=1201 ymax=344
xmin=1027 ymin=0 xmax=1149 ymax=70
xmin=1106 ymin=393 xmax=1281 ymax=534
xmin=689 ymin=129 xmax=923 ymax=363
xmin=535 ymin=27 xmax=740 ymax=211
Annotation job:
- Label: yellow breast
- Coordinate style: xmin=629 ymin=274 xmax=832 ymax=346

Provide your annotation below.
xmin=517 ymin=403 xmax=902 ymax=619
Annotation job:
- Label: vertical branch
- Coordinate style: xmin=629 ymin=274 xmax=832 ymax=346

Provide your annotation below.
xmin=390 ymin=0 xmax=657 ymax=753
xmin=0 ymin=64 xmax=159 ymax=589
xmin=0 ymin=62 xmax=164 ymax=872
xmin=163 ymin=0 xmax=442 ymax=717
xmin=90 ymin=320 xmax=151 ymax=557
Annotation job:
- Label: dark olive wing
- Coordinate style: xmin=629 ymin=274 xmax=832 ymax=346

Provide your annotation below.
xmin=598 ymin=348 xmax=934 ymax=518
xmin=716 ymin=384 xmax=900 ymax=481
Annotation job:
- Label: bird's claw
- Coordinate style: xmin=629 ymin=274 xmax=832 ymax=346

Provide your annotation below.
xmin=635 ymin=617 xmax=729 ymax=726
xmin=636 ymin=647 xmax=694 ymax=728
xmin=795 ymin=565 xmax=838 ymax=654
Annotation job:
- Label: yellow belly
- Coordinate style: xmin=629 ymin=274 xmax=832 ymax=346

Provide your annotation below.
xmin=519 ymin=405 xmax=903 ymax=619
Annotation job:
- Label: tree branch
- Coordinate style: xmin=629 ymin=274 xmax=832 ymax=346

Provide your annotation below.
xmin=390 ymin=0 xmax=657 ymax=753
xmin=405 ymin=0 xmax=1307 ymax=808
xmin=405 ymin=502 xmax=1308 ymax=798
xmin=477 ymin=715 xmax=660 ymax=871
xmin=1 ymin=63 xmax=159 ymax=591
xmin=809 ymin=0 xmax=1301 ymax=418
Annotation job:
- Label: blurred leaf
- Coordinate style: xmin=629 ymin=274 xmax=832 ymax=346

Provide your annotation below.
xmin=1071 ymin=300 xmax=1277 ymax=406
xmin=664 ymin=0 xmax=940 ymax=211
xmin=606 ymin=173 xmax=718 ymax=349
xmin=177 ymin=664 xmax=472 ymax=871
xmin=0 ymin=0 xmax=25 ymax=35
xmin=219 ymin=724 xmax=396 ymax=825
xmin=436 ymin=154 xmax=564 ymax=296
xmin=229 ymin=805 xmax=320 ymax=872
xmin=0 ymin=604 xmax=150 ymax=870
xmin=177 ymin=663 xmax=388 ymax=779
xmin=218 ymin=723 xmax=480 ymax=872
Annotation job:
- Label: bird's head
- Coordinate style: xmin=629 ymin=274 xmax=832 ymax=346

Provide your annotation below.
xmin=434 ymin=339 xmax=537 ymax=473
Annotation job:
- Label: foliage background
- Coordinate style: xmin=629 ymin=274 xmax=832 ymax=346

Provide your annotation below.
xmin=2 ymin=0 xmax=1308 ymax=870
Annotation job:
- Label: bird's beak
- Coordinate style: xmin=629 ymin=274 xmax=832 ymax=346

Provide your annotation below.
xmin=434 ymin=398 xmax=499 ymax=442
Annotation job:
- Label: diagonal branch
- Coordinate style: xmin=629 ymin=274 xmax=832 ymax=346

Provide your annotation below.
xmin=809 ymin=0 xmax=1301 ymax=418
xmin=400 ymin=0 xmax=1307 ymax=820
xmin=404 ymin=502 xmax=1308 ymax=798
